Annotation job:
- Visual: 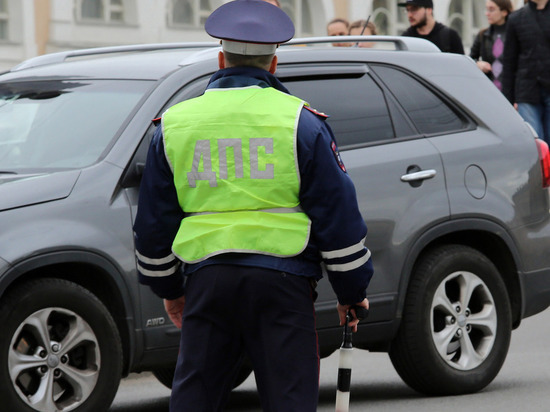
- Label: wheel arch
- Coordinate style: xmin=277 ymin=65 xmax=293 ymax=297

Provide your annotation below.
xmin=396 ymin=219 xmax=522 ymax=329
xmin=0 ymin=250 xmax=137 ymax=375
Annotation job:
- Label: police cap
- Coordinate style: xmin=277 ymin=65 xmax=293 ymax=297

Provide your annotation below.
xmin=205 ymin=0 xmax=295 ymax=56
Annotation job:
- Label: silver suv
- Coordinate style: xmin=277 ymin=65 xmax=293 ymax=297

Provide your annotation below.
xmin=2 ymin=37 xmax=550 ymax=412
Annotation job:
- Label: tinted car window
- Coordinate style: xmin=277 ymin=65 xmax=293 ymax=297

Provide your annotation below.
xmin=162 ymin=75 xmax=212 ymax=111
xmin=371 ymin=65 xmax=464 ymax=135
xmin=0 ymin=80 xmax=152 ymax=170
xmin=284 ymin=74 xmax=394 ymax=147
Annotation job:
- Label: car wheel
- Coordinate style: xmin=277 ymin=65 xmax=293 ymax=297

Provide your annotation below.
xmin=0 ymin=278 xmax=123 ymax=412
xmin=389 ymin=245 xmax=512 ymax=395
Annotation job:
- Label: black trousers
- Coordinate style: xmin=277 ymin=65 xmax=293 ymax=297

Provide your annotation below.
xmin=170 ymin=265 xmax=319 ymax=412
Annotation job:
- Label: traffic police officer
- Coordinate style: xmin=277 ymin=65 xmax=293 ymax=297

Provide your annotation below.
xmin=133 ymin=1 xmax=374 ymax=410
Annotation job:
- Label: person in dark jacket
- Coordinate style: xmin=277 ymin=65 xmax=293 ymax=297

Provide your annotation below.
xmin=133 ymin=1 xmax=373 ymax=411
xmin=502 ymin=0 xmax=550 ymax=142
xmin=470 ymin=0 xmax=514 ymax=91
xmin=398 ymin=0 xmax=465 ymax=54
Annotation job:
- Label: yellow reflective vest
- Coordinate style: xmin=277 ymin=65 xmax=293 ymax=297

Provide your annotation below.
xmin=162 ymin=86 xmax=311 ymax=263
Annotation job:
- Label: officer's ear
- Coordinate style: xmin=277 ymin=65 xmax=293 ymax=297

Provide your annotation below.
xmin=268 ymin=55 xmax=278 ymax=74
xmin=218 ymin=51 xmax=226 ymax=70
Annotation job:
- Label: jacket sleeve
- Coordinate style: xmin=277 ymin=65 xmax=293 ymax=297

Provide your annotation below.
xmin=470 ymin=31 xmax=482 ymax=60
xmin=501 ymin=15 xmax=519 ymax=104
xmin=133 ymin=125 xmax=186 ymax=300
xmin=297 ymin=108 xmax=374 ymax=305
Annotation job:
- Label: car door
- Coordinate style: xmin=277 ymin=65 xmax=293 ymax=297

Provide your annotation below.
xmin=278 ymin=63 xmax=450 ymax=328
xmin=124 ymin=74 xmax=214 ymax=352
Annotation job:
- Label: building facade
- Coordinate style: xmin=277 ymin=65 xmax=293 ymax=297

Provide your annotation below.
xmin=0 ymin=0 xmax=526 ymax=72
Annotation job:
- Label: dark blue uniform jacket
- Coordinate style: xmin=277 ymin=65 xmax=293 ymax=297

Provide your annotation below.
xmin=133 ymin=66 xmax=374 ymax=305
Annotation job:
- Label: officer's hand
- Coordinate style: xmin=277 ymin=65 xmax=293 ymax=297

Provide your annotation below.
xmin=164 ymin=296 xmax=186 ymax=329
xmin=337 ymin=298 xmax=369 ymax=333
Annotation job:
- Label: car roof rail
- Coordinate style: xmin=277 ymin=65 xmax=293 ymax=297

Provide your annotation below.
xmin=10 ymin=36 xmax=438 ymax=73
xmin=174 ymin=35 xmax=441 ymax=67
xmin=10 ymin=42 xmax=220 ymax=72
xmin=284 ymin=36 xmax=441 ymax=52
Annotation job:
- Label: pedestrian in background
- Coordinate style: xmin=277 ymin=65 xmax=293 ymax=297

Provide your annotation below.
xmin=502 ymin=0 xmax=550 ymax=142
xmin=327 ymin=17 xmax=350 ymax=47
xmin=470 ymin=0 xmax=514 ymax=91
xmin=349 ymin=19 xmax=378 ymax=48
xmin=349 ymin=20 xmax=377 ymax=37
xmin=399 ymin=0 xmax=465 ymax=54
xmin=133 ymin=0 xmax=373 ymax=411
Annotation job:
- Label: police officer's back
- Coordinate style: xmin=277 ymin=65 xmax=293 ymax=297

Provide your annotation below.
xmin=133 ymin=1 xmax=374 ymax=411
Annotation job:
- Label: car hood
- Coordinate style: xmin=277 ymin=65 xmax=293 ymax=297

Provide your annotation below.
xmin=0 ymin=170 xmax=80 ymax=212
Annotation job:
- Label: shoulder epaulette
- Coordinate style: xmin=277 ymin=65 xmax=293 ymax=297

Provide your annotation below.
xmin=304 ymin=105 xmax=329 ymax=118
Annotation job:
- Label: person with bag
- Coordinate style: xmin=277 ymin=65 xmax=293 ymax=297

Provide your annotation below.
xmin=502 ymin=0 xmax=550 ymax=142
xmin=470 ymin=0 xmax=514 ymax=91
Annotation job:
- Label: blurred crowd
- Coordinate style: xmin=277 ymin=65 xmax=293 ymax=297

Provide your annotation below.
xmin=323 ymin=0 xmax=550 ymax=143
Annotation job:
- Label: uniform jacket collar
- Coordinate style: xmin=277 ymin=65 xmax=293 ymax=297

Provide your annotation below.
xmin=207 ymin=67 xmax=291 ymax=94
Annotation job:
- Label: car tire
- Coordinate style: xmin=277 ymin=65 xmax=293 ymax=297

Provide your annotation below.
xmin=0 ymin=278 xmax=123 ymax=412
xmin=153 ymin=357 xmax=253 ymax=390
xmin=389 ymin=244 xmax=512 ymax=395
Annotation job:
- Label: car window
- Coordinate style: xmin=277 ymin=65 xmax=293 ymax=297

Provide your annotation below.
xmin=283 ymin=74 xmax=394 ymax=147
xmin=371 ymin=65 xmax=465 ymax=135
xmin=161 ymin=75 xmax=212 ymax=111
xmin=0 ymin=79 xmax=152 ymax=171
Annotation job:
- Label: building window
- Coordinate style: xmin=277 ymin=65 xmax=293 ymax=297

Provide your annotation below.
xmin=171 ymin=0 xmax=192 ymax=25
xmin=198 ymin=0 xmax=211 ymax=25
xmin=79 ymin=0 xmax=126 ymax=23
xmin=472 ymin=0 xmax=486 ymax=29
xmin=279 ymin=0 xmax=313 ymax=37
xmin=373 ymin=11 xmax=390 ymax=35
xmin=169 ymin=0 xmax=212 ymax=27
xmin=448 ymin=0 xmax=465 ymax=42
xmin=0 ymin=0 xmax=8 ymax=40
xmin=301 ymin=0 xmax=312 ymax=35
xmin=373 ymin=0 xmax=390 ymax=35
xmin=109 ymin=0 xmax=124 ymax=21
xmin=81 ymin=0 xmax=103 ymax=19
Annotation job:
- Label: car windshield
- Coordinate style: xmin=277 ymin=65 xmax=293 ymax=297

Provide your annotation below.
xmin=0 ymin=79 xmax=151 ymax=171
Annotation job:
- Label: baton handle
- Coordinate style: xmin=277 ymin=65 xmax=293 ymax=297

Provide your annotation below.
xmin=342 ymin=305 xmax=369 ymax=348
xmin=336 ymin=305 xmax=368 ymax=412
xmin=349 ymin=305 xmax=369 ymax=322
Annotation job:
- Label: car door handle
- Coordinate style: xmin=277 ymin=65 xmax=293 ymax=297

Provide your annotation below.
xmin=400 ymin=169 xmax=437 ymax=182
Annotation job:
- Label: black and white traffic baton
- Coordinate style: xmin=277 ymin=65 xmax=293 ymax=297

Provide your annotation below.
xmin=335 ymin=306 xmax=369 ymax=412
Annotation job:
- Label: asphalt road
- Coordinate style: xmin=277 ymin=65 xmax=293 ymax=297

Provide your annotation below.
xmin=110 ymin=307 xmax=550 ymax=411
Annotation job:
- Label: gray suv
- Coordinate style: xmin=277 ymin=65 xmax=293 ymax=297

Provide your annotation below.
xmin=2 ymin=36 xmax=550 ymax=412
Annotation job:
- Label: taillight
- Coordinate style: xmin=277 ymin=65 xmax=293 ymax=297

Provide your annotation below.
xmin=536 ymin=138 xmax=550 ymax=188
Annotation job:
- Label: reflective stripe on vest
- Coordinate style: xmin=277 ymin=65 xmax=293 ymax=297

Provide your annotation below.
xmin=163 ymin=86 xmax=311 ymax=263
